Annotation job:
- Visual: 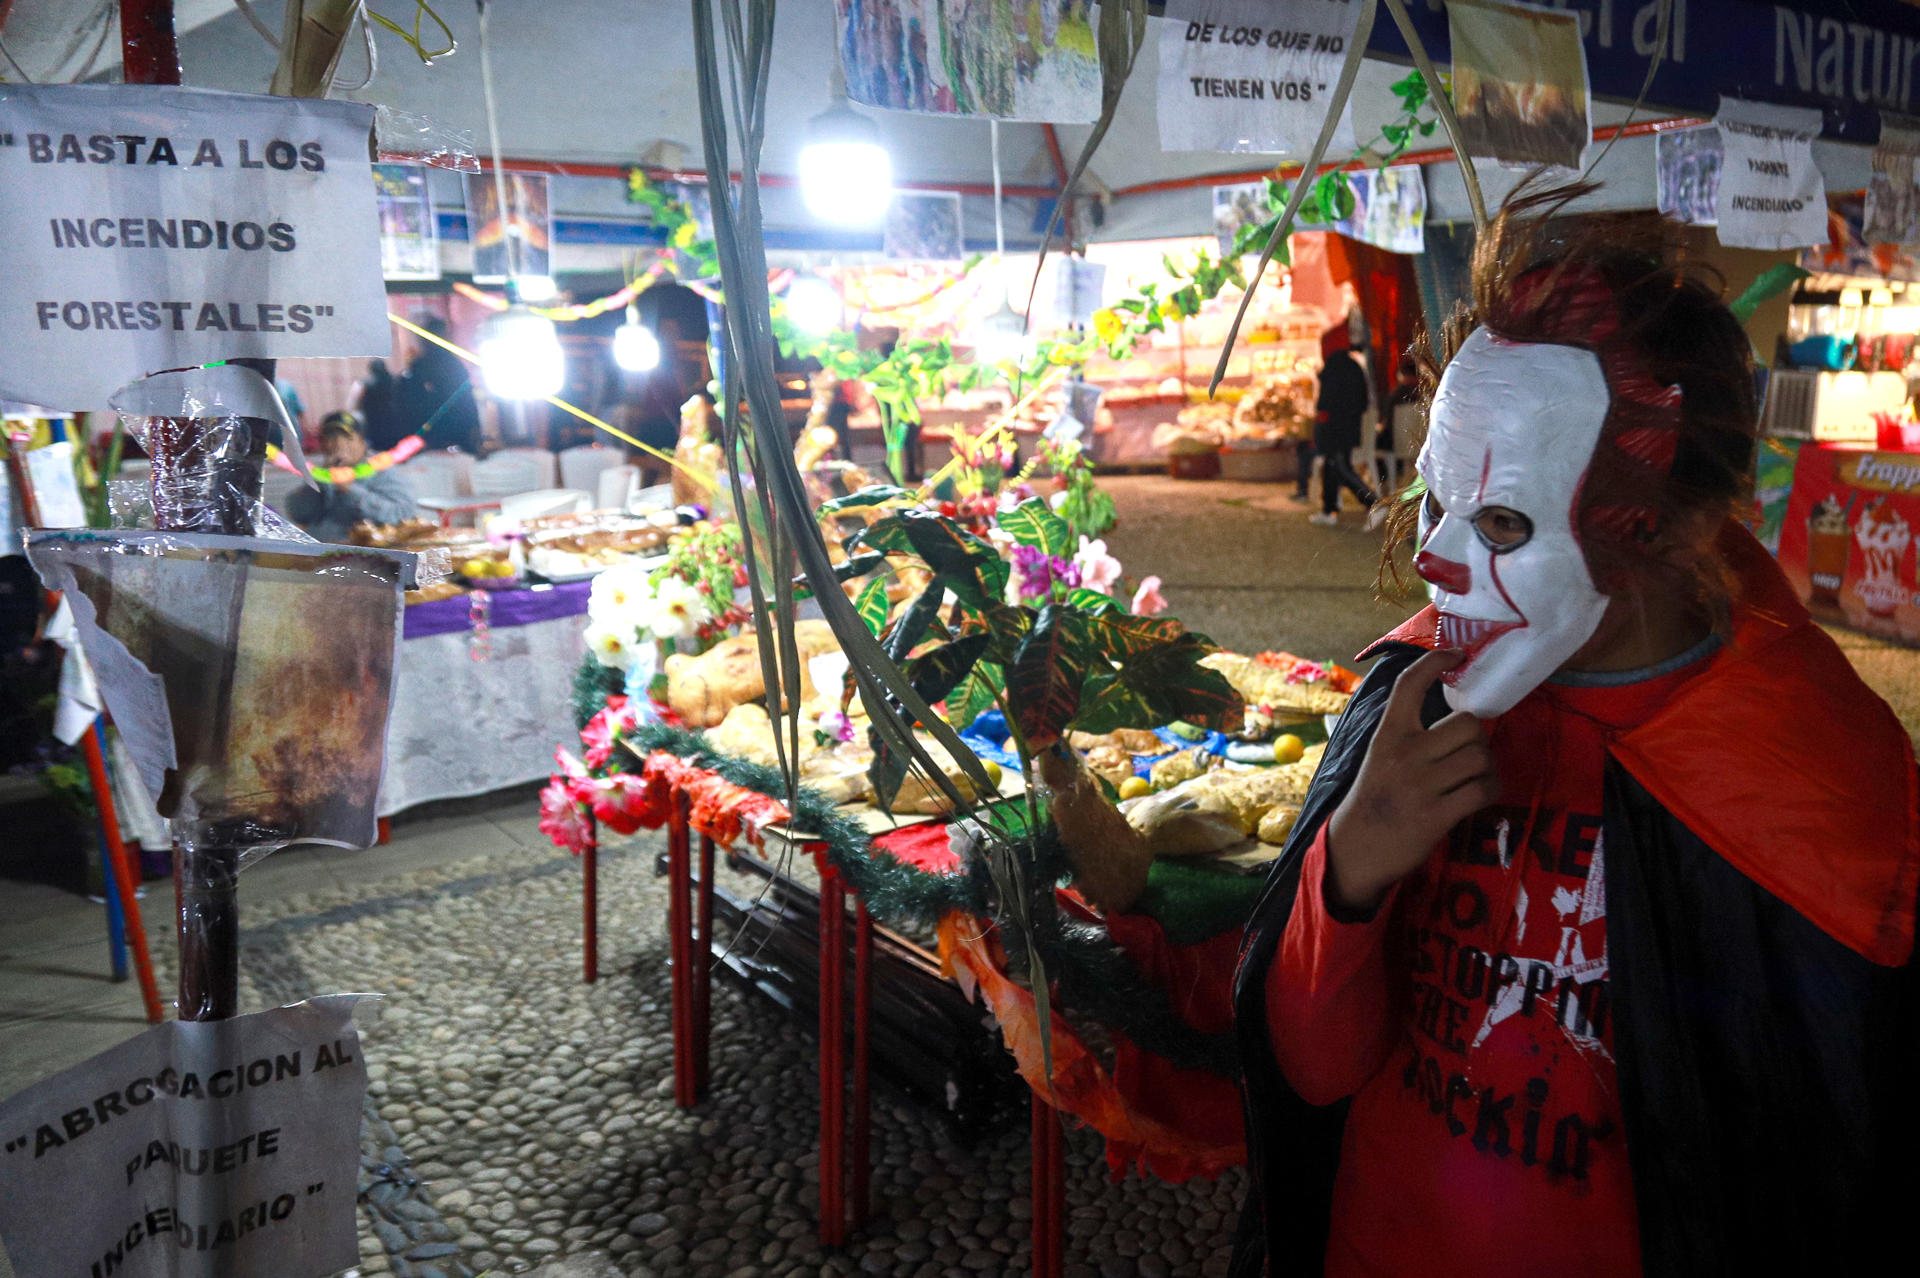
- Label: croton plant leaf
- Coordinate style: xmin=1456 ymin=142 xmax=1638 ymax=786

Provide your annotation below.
xmin=851 ymin=510 xmax=1010 ymax=607
xmin=1007 ymin=605 xmax=1095 ymax=749
xmin=906 ymin=633 xmax=991 ymax=707
xmin=1072 ymin=634 xmax=1244 ymax=736
xmin=853 ymin=575 xmax=891 ymax=636
xmin=947 ymin=658 xmax=1004 ymax=733
xmin=996 ymin=497 xmax=1074 ymax=557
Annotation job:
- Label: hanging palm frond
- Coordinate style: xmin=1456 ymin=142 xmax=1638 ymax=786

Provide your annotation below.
xmin=1023 ymin=0 xmax=1150 ymax=319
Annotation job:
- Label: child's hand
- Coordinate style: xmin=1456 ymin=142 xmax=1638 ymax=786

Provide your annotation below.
xmin=1325 ymin=649 xmax=1498 ymax=911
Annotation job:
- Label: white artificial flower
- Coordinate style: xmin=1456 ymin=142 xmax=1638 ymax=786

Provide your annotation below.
xmin=641 ymin=575 xmax=713 ymax=642
xmin=584 ymin=621 xmax=639 ymax=671
xmin=588 ymin=562 xmax=655 ymax=629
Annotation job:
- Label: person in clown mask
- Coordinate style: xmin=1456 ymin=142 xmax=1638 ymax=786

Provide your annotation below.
xmin=1230 ymin=185 xmax=1918 ymax=1278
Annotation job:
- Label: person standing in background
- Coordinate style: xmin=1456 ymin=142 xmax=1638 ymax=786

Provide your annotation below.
xmin=354 ymin=359 xmax=406 ymax=452
xmin=397 ymin=319 xmax=483 ymax=455
xmin=1309 ymin=324 xmax=1378 ymax=527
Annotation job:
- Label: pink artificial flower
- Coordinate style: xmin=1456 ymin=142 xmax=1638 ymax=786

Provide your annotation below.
xmin=1131 ymin=575 xmax=1168 ymax=616
xmin=539 ymin=779 xmax=595 ymax=855
xmin=586 ymin=772 xmax=651 ymax=836
xmin=580 ymin=703 xmax=636 ymax=771
xmin=819 ymin=708 xmax=855 ymax=743
xmin=1074 ymin=537 xmax=1124 ymax=595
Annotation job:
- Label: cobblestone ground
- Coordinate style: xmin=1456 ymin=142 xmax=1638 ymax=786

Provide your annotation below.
xmin=151 ymin=824 xmax=1245 ymax=1278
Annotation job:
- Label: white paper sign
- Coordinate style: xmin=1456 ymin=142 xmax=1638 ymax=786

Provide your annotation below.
xmin=0 ymin=84 xmax=392 ymax=411
xmin=24 ymin=440 xmax=87 ymax=528
xmin=0 ymin=996 xmax=370 ymax=1278
xmin=1714 ymin=97 xmax=1829 ymax=250
xmin=1158 ymin=0 xmax=1359 ymax=154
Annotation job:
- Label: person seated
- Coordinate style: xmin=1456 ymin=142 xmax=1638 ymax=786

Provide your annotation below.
xmin=284 ymin=412 xmax=419 ymax=543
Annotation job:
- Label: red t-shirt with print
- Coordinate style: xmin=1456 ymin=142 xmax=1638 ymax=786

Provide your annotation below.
xmin=1267 ymin=654 xmax=1714 ymax=1278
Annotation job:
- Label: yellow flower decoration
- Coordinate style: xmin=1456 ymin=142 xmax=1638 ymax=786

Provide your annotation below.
xmin=672 ymin=221 xmax=699 ymax=250
xmin=1092 ymin=308 xmax=1124 ymax=343
xmin=1158 ymin=300 xmax=1185 ymax=324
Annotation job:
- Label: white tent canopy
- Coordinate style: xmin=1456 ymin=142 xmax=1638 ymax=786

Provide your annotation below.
xmin=11 ymin=1 xmax=1875 ymax=261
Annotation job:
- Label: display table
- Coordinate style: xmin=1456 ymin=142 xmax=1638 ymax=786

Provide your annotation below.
xmin=377 ymin=582 xmax=593 ymax=815
xmin=1775 ymin=443 xmax=1920 ymax=645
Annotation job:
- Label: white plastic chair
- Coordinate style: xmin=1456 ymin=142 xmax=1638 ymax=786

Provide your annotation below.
xmin=560 ymin=444 xmax=625 ymax=496
xmin=402 ymin=449 xmax=475 ymax=501
xmin=496 ymin=488 xmax=591 ymax=523
xmin=631 ymin=482 xmax=674 ymax=511
xmin=596 ymin=464 xmax=638 ymax=512
xmin=470 ymin=450 xmax=550 ymax=499
xmin=486 ymin=446 xmax=557 ymax=489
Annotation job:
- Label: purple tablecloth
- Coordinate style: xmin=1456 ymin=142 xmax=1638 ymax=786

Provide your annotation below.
xmin=403 ymin=580 xmax=593 ymax=639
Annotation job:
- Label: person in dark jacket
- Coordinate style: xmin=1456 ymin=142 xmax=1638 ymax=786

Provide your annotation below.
xmin=396 ymin=318 xmax=483 ymax=455
xmin=1233 ymin=186 xmax=1919 ymax=1278
xmin=1309 ymin=324 xmax=1377 ymax=526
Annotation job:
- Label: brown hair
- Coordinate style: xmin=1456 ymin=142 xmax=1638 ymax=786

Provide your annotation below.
xmin=1380 ymin=180 xmax=1759 ymax=607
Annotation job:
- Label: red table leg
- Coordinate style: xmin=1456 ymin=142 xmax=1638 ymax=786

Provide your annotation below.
xmin=818 ymin=854 xmax=846 ymax=1248
xmin=851 ymin=900 xmax=872 ymax=1230
xmin=376 ymin=816 xmax=391 ymax=846
xmin=667 ymin=791 xmax=696 ymax=1108
xmin=1032 ymin=1093 xmax=1065 ymax=1278
xmin=81 ymin=725 xmax=162 ymax=1024
xmin=582 ymin=814 xmax=599 ymax=984
xmin=692 ymin=833 xmax=715 ymax=1099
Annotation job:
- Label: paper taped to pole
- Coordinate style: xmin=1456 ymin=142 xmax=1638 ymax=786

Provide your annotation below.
xmin=0 ymin=996 xmax=372 ymax=1278
xmin=0 ymin=84 xmax=392 ymax=411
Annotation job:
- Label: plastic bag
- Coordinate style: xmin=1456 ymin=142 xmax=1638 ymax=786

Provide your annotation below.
xmin=373 ymin=104 xmax=479 ymax=172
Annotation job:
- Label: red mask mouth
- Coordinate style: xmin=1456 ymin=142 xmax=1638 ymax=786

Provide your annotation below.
xmin=1436 ymin=612 xmax=1524 ymax=683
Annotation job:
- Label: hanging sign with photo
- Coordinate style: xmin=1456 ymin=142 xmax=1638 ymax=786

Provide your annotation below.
xmin=833 ymin=0 xmax=1100 ymax=122
xmin=1212 ymin=167 xmax=1424 ymax=257
xmin=1714 ymin=97 xmax=1828 ymax=250
xmin=884 ymin=192 xmax=964 ymax=262
xmin=1447 ymin=0 xmax=1592 ymax=171
xmin=373 ymin=163 xmax=439 ymax=281
xmin=0 ymin=996 xmax=371 ymax=1278
xmin=0 ymin=84 xmax=392 ymax=411
xmin=1157 ymin=0 xmax=1360 ymax=154
xmin=1656 ymin=125 xmax=1723 ymax=227
xmin=1865 ymin=115 xmax=1920 ymax=246
xmin=463 ymin=171 xmax=551 ymax=283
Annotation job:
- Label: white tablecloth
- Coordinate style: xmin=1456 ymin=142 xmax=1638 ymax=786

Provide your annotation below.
xmin=377 ymin=607 xmax=590 ymax=816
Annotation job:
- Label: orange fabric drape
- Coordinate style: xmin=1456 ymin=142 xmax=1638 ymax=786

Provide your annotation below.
xmin=1324 ymin=234 xmax=1423 ymax=402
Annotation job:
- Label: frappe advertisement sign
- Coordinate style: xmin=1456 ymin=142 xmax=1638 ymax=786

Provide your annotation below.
xmin=1780 ymin=446 xmax=1920 ymax=642
xmin=0 ymin=84 xmax=391 ymax=410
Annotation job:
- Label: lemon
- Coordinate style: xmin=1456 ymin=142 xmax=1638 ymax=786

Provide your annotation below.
xmin=982 ymin=759 xmax=1003 ymax=787
xmin=1273 ymin=734 xmax=1305 ymax=765
xmin=460 ymin=558 xmax=489 ymax=578
xmin=1118 ymin=776 xmax=1151 ymax=800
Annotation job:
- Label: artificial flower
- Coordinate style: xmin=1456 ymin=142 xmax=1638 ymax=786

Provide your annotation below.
xmin=1092 ymin=307 xmax=1125 ymax=344
xmin=1074 ymin=536 xmax=1123 ymax=595
xmin=1131 ymin=575 xmax=1168 ymax=616
xmin=817 ymin=708 xmax=855 ymax=744
xmin=672 ymin=220 xmax=700 ymax=250
xmin=539 ymin=779 xmax=594 ymax=855
xmin=580 ymin=703 xmax=634 ymax=770
xmin=1049 ymin=489 xmax=1070 ymax=512
xmin=586 ymin=772 xmax=652 ymax=836
xmin=584 ymin=621 xmax=639 ymax=671
xmin=642 ymin=575 xmax=713 ymax=642
xmin=588 ymin=562 xmax=655 ymax=627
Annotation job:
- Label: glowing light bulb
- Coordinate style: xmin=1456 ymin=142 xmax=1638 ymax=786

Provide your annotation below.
xmin=514 ymin=274 xmax=559 ymax=302
xmin=800 ymin=104 xmax=892 ymax=226
xmin=478 ymin=303 xmax=565 ymax=400
xmin=612 ymin=306 xmax=662 ymax=372
xmin=785 ymin=276 xmax=843 ymax=336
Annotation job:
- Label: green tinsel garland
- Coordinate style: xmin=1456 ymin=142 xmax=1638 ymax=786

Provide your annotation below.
xmin=572 ymin=656 xmax=627 ymax=733
xmin=616 ymin=719 xmax=1242 ymax=1078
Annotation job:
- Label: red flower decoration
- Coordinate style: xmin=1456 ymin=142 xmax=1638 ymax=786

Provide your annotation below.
xmin=579 ymin=704 xmax=635 ymax=771
xmin=586 ymin=772 xmax=653 ymax=836
xmin=539 ymin=780 xmax=595 ymax=855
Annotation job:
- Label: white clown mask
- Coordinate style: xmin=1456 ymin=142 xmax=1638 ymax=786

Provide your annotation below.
xmin=1415 ymin=329 xmax=1613 ymax=717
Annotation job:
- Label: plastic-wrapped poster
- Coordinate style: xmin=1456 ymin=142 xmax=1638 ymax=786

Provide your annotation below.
xmin=884 ymin=192 xmax=964 ymax=262
xmin=833 ymin=0 xmax=1100 ymax=122
xmin=1448 ymin=0 xmax=1592 ymax=171
xmin=464 ymin=172 xmax=551 ymax=283
xmin=1656 ymin=125 xmax=1722 ymax=227
xmin=1864 ymin=116 xmax=1920 ymax=246
xmin=374 ymin=163 xmax=440 ymax=281
xmin=26 ymin=530 xmax=409 ymax=854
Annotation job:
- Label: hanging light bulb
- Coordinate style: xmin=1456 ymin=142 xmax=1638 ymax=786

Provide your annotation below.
xmin=785 ymin=276 xmax=843 ymax=336
xmin=478 ymin=286 xmax=565 ymax=400
xmin=514 ymin=274 xmax=559 ymax=303
xmin=800 ymin=101 xmax=892 ymax=226
xmin=612 ymin=304 xmax=662 ymax=372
